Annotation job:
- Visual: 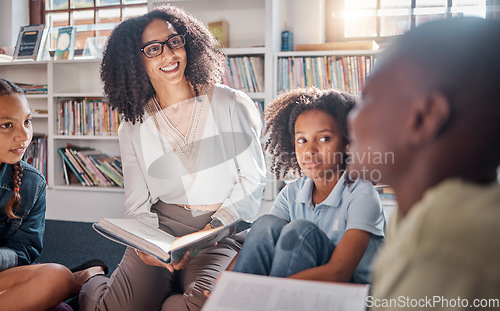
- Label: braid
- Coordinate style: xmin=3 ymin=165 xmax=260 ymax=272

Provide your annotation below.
xmin=5 ymin=162 xmax=23 ymax=219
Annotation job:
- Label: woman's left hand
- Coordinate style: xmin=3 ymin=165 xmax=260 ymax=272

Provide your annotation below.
xmin=202 ymin=223 xmax=213 ymax=231
xmin=135 ymin=249 xmax=191 ymax=272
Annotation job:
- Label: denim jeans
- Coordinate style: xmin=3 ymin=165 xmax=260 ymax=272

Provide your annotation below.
xmin=233 ymin=214 xmax=335 ymax=277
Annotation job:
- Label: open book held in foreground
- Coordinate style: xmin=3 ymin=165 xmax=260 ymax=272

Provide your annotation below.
xmin=93 ymin=218 xmax=251 ymax=263
xmin=202 ymin=271 xmax=370 ymax=311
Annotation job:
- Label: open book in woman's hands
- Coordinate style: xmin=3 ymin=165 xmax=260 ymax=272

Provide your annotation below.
xmin=93 ymin=218 xmax=251 ymax=263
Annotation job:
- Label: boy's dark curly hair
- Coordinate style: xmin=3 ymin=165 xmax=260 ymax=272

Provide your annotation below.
xmin=100 ymin=5 xmax=225 ymax=123
xmin=264 ymin=87 xmax=357 ymax=180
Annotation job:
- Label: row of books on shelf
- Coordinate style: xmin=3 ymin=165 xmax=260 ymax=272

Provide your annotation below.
xmin=277 ymin=55 xmax=375 ymax=94
xmin=58 ymin=145 xmax=123 ymax=187
xmin=23 ymin=134 xmax=47 ymax=179
xmin=15 ymin=82 xmax=48 ymax=95
xmin=56 ymin=98 xmax=121 ymax=136
xmin=222 ymin=56 xmax=264 ymax=93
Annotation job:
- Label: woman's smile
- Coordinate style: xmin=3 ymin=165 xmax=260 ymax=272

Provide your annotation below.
xmin=10 ymin=146 xmax=28 ymax=155
xmin=160 ymin=62 xmax=179 ymax=73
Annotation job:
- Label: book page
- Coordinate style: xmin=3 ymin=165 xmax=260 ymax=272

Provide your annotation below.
xmin=168 ymin=220 xmax=251 ymax=262
xmin=171 ymin=227 xmax=219 ymax=248
xmin=202 ymin=272 xmax=369 ymax=311
xmin=96 ymin=218 xmax=176 ymax=258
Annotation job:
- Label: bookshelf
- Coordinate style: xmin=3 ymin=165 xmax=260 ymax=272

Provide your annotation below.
xmin=48 ymin=59 xmax=120 ymax=189
xmin=0 ymin=60 xmax=125 ymax=221
xmin=275 ymin=50 xmax=377 ymax=95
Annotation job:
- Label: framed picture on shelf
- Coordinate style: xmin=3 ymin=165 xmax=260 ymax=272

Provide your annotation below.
xmin=54 ymin=27 xmax=77 ymax=60
xmin=208 ymin=20 xmax=229 ymax=48
xmin=13 ymin=24 xmax=47 ymax=61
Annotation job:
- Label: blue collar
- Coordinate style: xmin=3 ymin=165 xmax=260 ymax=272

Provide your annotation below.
xmin=296 ymin=172 xmax=347 ymax=208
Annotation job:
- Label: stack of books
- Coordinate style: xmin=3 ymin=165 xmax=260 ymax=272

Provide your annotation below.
xmin=58 ymin=145 xmax=123 ymax=187
xmin=23 ymin=134 xmax=47 ymax=179
xmin=15 ymin=82 xmax=48 ymax=95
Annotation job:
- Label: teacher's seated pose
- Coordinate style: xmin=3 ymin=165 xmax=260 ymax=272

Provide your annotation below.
xmin=78 ymin=5 xmax=266 ymax=311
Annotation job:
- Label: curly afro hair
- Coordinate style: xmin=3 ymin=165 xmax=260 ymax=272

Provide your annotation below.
xmin=100 ymin=5 xmax=225 ymax=124
xmin=264 ymin=87 xmax=357 ymax=180
xmin=0 ymin=78 xmax=25 ymax=219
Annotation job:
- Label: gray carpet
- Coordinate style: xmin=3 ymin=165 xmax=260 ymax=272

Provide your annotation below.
xmin=35 ymin=220 xmax=126 ymax=275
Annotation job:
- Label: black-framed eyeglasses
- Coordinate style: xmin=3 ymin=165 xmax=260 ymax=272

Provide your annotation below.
xmin=140 ymin=34 xmax=186 ymax=58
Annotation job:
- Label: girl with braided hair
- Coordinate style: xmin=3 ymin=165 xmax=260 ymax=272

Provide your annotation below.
xmin=232 ymin=88 xmax=386 ymax=284
xmin=0 ymin=78 xmax=76 ymax=310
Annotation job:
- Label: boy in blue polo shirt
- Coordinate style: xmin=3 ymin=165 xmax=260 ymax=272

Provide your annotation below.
xmin=232 ymin=88 xmax=386 ymax=284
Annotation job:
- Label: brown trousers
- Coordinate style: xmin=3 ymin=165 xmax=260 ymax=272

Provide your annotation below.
xmin=79 ymin=202 xmax=243 ymax=311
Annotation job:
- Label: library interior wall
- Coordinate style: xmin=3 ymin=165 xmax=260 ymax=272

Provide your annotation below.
xmin=182 ymin=8 xmax=266 ymax=48
xmin=283 ymin=0 xmax=326 ymax=45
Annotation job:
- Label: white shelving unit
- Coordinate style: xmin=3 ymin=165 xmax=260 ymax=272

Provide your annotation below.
xmin=274 ymin=50 xmax=379 ymax=95
xmin=47 ymin=59 xmax=124 ymax=221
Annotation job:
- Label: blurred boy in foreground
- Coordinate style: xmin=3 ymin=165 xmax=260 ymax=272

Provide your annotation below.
xmin=348 ymin=17 xmax=500 ymax=309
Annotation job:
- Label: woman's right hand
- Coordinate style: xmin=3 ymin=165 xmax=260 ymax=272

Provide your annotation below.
xmin=135 ymin=249 xmax=191 ymax=272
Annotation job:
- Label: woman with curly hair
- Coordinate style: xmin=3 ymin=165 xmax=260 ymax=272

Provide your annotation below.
xmin=231 ymin=88 xmax=385 ymax=284
xmin=79 ymin=5 xmax=266 ymax=311
xmin=0 ymin=78 xmax=78 ymax=310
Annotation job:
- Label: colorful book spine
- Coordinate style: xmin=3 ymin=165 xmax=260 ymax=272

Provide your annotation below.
xmin=58 ymin=148 xmax=86 ymax=186
xmin=277 ymin=55 xmax=374 ymax=94
xmin=65 ymin=148 xmax=94 ymax=186
xmin=57 ymin=146 xmax=124 ymax=187
xmin=75 ymin=150 xmax=112 ymax=187
xmin=23 ymin=135 xmax=47 ymax=180
xmin=222 ymin=56 xmax=265 ymax=93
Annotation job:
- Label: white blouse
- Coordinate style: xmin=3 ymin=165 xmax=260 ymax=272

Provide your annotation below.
xmin=118 ymin=84 xmax=266 ymax=227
